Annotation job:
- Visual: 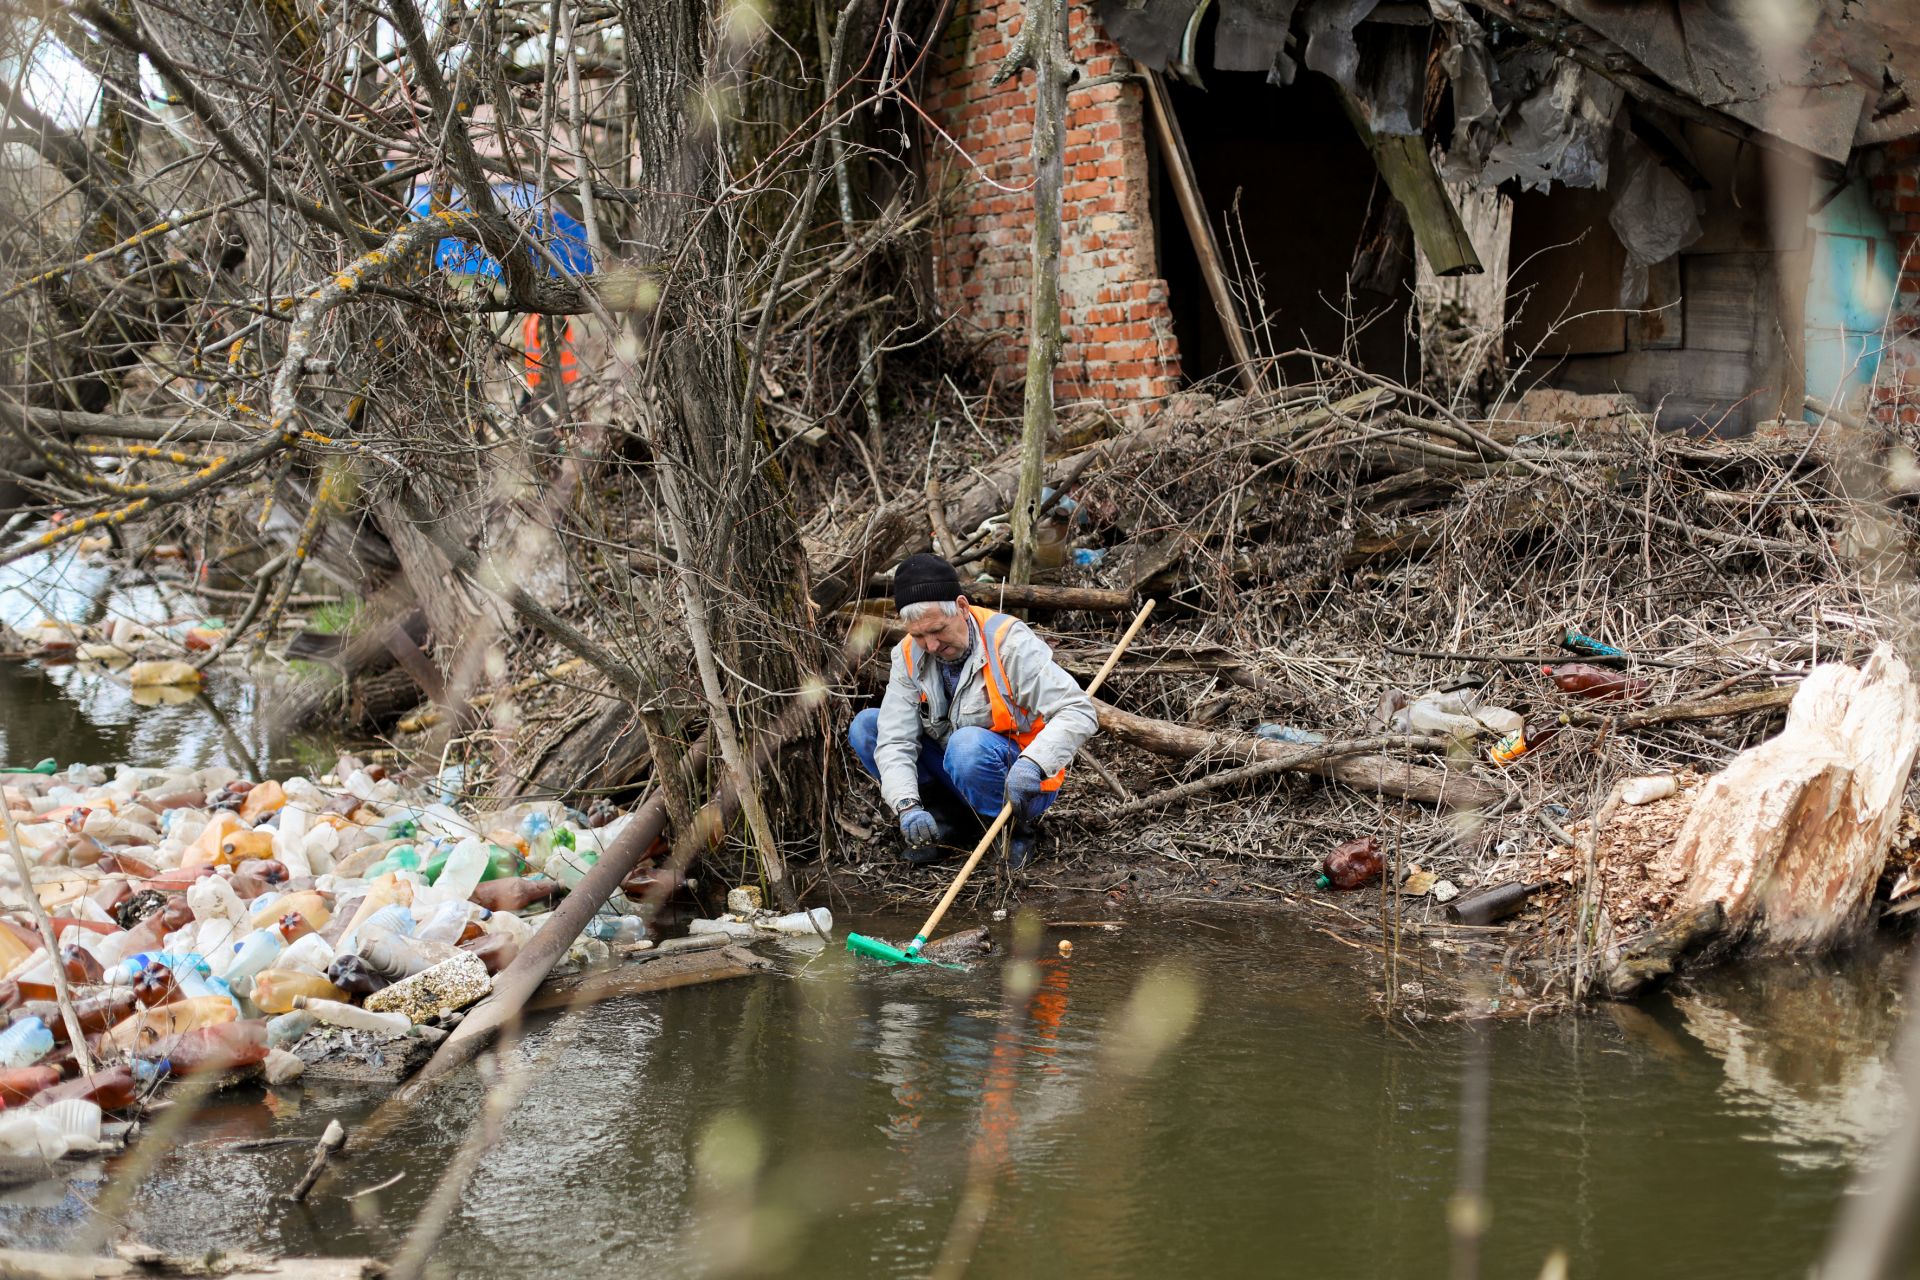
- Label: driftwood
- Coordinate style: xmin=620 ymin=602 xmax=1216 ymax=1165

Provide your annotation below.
xmin=1668 ymin=646 xmax=1920 ymax=953
xmin=1093 ymin=701 xmax=1504 ymax=811
xmin=1601 ymin=901 xmax=1726 ymax=998
xmin=523 ymin=944 xmax=770 ymax=1012
xmin=0 ymin=1250 xmax=381 ymax=1280
xmin=1565 ymin=685 xmax=1797 ymax=730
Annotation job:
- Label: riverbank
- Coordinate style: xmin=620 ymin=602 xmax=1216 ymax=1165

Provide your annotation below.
xmin=0 ymin=897 xmax=1904 ymax=1278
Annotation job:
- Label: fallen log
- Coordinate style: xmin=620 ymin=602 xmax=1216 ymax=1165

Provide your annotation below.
xmin=1093 ymin=700 xmax=1504 ymax=811
xmin=861 ymin=574 xmax=1131 ymax=612
xmin=1601 ymin=901 xmax=1726 ymax=998
xmin=1667 ymin=644 xmax=1920 ymax=953
xmin=1086 ymin=734 xmax=1449 ymax=824
xmin=523 ymin=944 xmax=769 ymax=1012
xmin=1565 ymin=684 xmax=1796 ymax=730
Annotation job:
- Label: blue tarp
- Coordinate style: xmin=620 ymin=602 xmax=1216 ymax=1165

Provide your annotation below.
xmin=408 ymin=181 xmax=593 ymax=281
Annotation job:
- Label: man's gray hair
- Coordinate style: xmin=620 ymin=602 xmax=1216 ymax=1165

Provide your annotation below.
xmin=899 ymin=599 xmax=962 ymax=623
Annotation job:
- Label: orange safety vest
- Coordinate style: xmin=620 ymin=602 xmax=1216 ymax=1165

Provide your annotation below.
xmin=899 ymin=604 xmax=1065 ymax=791
xmin=522 ymin=314 xmax=578 ymax=388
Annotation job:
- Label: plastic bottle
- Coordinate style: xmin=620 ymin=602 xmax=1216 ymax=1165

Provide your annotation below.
xmin=763 ymin=907 xmax=833 ymax=936
xmin=336 ymin=872 xmax=414 ymax=942
xmin=254 ymin=890 xmax=331 ymax=933
xmin=1255 ymin=723 xmax=1328 ymax=745
xmin=425 ymin=838 xmax=489 ymax=905
xmin=30 ymin=1064 xmax=137 ymax=1112
xmin=1622 ymin=775 xmax=1678 ymax=806
xmin=584 ymin=916 xmax=649 ymax=944
xmin=0 ymin=1017 xmax=54 ymax=1068
xmin=250 ymin=969 xmax=348 ymax=1015
xmin=187 ymin=875 xmax=246 ymax=924
xmin=142 ymin=1021 xmax=270 ymax=1076
xmin=102 ymin=995 xmax=238 ymax=1051
xmin=459 ymin=933 xmax=520 ymax=975
xmin=1541 ymin=663 xmax=1648 ymax=701
xmin=325 ymin=954 xmax=391 ymax=997
xmin=1315 ymin=837 xmax=1384 ymax=891
xmin=358 ymin=932 xmax=461 ymax=981
xmin=224 ymin=926 xmax=289 ymax=991
xmin=278 ymin=932 xmax=336 ymax=977
xmin=414 ymin=901 xmax=489 ymax=947
xmin=0 ymin=926 xmax=34 ymax=975
xmin=0 ymin=1065 xmax=61 ymax=1106
xmin=228 ymin=860 xmax=290 ymax=902
xmin=1488 ymin=721 xmax=1566 ymax=766
xmin=469 ymin=877 xmax=562 ymax=913
xmin=238 ymin=779 xmax=286 ymax=822
xmin=182 ymin=811 xmax=247 ymax=869
xmin=686 ymin=918 xmax=757 ymax=940
xmin=1407 ymin=698 xmax=1485 ymax=740
xmin=292 ymin=996 xmax=411 ymax=1035
xmin=265 ymin=1009 xmax=317 ymax=1048
xmin=14 ymin=990 xmax=135 ymax=1040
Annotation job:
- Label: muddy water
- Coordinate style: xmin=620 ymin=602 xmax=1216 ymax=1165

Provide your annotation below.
xmin=2 ymin=553 xmax=1914 ymax=1277
xmin=0 ymin=911 xmax=1910 ymax=1278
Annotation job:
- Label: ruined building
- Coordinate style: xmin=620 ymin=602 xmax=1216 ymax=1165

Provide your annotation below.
xmin=925 ymin=0 xmax=1920 ymax=433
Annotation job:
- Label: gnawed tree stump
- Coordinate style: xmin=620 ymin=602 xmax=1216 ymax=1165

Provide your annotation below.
xmin=1668 ymin=644 xmax=1920 ymax=954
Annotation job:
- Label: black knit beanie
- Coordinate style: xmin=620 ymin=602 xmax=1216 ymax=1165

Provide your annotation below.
xmin=893 ymin=553 xmax=962 ymax=609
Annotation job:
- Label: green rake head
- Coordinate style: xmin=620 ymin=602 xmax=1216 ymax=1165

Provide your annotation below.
xmin=846 ymin=931 xmax=968 ymax=970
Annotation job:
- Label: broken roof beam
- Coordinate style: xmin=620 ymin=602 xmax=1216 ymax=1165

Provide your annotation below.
xmin=1339 ymin=92 xmax=1481 ymax=278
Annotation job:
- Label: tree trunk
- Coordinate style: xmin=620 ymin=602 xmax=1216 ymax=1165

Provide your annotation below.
xmin=1665 ymin=644 xmax=1920 ymax=953
xmin=1002 ymin=0 xmax=1070 ymax=587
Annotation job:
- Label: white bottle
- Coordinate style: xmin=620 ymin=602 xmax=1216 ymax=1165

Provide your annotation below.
xmin=292 ymin=996 xmax=411 ymax=1035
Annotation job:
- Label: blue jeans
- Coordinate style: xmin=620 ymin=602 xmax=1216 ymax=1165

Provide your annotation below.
xmin=848 ymin=708 xmax=1059 ymax=822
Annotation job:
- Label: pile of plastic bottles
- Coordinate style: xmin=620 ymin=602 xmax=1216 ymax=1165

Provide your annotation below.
xmin=0 ymin=759 xmax=648 ymax=1151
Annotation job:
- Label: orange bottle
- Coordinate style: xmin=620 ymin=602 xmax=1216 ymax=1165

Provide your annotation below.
xmin=252 ymin=890 xmax=331 ymax=933
xmin=183 ymin=812 xmax=247 ymax=869
xmin=217 ymin=828 xmax=277 ymax=866
xmin=0 ymin=924 xmax=33 ymax=975
xmin=237 ymin=780 xmax=286 ymax=823
xmin=249 ymin=969 xmax=346 ymax=1015
xmin=102 ymin=994 xmax=237 ymax=1052
xmin=143 ymin=1021 xmax=269 ymax=1075
xmin=1489 ymin=720 xmax=1566 ymax=766
xmin=459 ymin=933 xmax=520 ymax=975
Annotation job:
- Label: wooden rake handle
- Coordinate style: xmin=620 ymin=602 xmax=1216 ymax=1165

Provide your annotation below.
xmin=905 ymin=598 xmax=1156 ymax=955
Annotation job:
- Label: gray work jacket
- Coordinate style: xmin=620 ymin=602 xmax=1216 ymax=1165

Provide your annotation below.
xmin=873 ymin=610 xmax=1100 ymax=812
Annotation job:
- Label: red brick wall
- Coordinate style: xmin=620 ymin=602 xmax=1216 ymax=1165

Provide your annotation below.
xmin=1864 ymin=137 xmax=1920 ymax=425
xmin=925 ymin=0 xmax=1182 ymax=412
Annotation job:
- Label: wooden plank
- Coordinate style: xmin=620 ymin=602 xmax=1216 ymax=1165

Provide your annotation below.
xmin=524 ymin=945 xmax=769 ymax=1013
xmin=1682 ymin=252 xmax=1768 ymax=354
xmin=0 ymin=1250 xmax=381 ymax=1280
xmin=1142 ymin=70 xmax=1259 ymax=394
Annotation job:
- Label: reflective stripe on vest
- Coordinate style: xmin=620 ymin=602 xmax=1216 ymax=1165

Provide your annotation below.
xmin=523 ymin=314 xmax=578 ymax=388
xmin=899 ymin=605 xmax=1065 ymax=791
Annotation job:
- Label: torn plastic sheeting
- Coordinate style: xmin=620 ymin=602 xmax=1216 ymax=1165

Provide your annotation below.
xmin=1608 ymin=134 xmax=1702 ymax=309
xmin=1449 ymin=47 xmax=1623 ymax=192
xmin=1429 ymin=0 xmax=1495 ymax=155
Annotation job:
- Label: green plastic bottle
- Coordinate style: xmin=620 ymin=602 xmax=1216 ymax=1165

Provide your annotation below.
xmin=422 ymin=843 xmax=522 ymax=885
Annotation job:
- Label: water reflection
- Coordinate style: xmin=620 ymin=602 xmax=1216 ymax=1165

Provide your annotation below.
xmin=1674 ymin=946 xmax=1909 ymax=1170
xmin=1 ymin=540 xmax=294 ymax=773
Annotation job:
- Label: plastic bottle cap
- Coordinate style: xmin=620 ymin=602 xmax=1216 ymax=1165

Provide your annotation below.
xmin=1315 ymin=874 xmax=1331 ymax=889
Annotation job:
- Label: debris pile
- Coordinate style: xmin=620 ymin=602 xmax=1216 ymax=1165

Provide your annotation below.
xmin=0 ymin=757 xmax=699 ymax=1128
xmin=821 ymin=372 xmax=1920 ymax=1003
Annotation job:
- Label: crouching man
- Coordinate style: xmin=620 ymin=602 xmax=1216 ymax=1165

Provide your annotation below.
xmin=848 ymin=553 xmax=1099 ymax=869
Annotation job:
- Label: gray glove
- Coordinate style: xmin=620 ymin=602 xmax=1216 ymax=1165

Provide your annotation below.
xmin=899 ymin=806 xmax=939 ymax=848
xmin=1004 ymin=757 xmax=1048 ymax=824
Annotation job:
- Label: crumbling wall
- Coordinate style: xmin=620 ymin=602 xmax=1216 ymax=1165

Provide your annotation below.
xmin=927 ymin=0 xmax=1181 ymax=411
xmin=1865 ymin=137 xmax=1920 ymax=426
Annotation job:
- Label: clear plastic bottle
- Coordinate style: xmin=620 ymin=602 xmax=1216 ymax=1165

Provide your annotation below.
xmin=584 ymin=916 xmax=649 ymax=944
xmin=426 ymin=837 xmax=489 ymax=905
xmin=223 ymin=925 xmax=289 ymax=991
xmin=292 ymin=996 xmax=411 ymax=1035
xmin=265 ymin=1008 xmax=317 ymax=1048
xmin=278 ymin=932 xmax=337 ymax=977
xmin=0 ymin=1017 xmax=54 ymax=1068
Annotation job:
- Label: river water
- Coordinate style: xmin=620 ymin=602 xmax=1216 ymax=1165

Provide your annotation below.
xmin=0 ymin=564 xmax=1913 ymax=1277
